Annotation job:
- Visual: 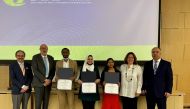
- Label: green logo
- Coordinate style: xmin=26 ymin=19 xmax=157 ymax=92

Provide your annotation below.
xmin=3 ymin=0 xmax=25 ymax=7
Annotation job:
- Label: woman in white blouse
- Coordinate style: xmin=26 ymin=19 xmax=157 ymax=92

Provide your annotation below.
xmin=120 ymin=52 xmax=143 ymax=109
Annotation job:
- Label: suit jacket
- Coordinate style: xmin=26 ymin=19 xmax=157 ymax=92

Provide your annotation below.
xmin=142 ymin=59 xmax=173 ymax=98
xmin=55 ymin=59 xmax=78 ymax=80
xmin=32 ymin=53 xmax=55 ymax=87
xmin=9 ymin=61 xmax=33 ymax=94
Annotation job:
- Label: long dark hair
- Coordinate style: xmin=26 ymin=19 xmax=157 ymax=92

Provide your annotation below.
xmin=102 ymin=58 xmax=118 ymax=72
xmin=124 ymin=52 xmax=138 ymax=65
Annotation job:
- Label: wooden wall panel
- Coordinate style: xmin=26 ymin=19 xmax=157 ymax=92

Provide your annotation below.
xmin=185 ymin=13 xmax=190 ymax=28
xmin=184 ymin=29 xmax=190 ymax=44
xmin=184 ymin=44 xmax=190 ymax=60
xmin=161 ymin=0 xmax=190 ymax=105
xmin=179 ymin=0 xmax=190 ymax=12
xmin=161 ymin=29 xmax=184 ymax=44
xmin=161 ymin=0 xmax=180 ymax=12
xmin=161 ymin=13 xmax=181 ymax=28
xmin=0 ymin=66 xmax=9 ymax=89
xmin=160 ymin=44 xmax=184 ymax=60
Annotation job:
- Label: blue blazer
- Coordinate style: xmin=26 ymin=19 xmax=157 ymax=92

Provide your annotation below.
xmin=9 ymin=61 xmax=33 ymax=94
xmin=142 ymin=59 xmax=173 ymax=98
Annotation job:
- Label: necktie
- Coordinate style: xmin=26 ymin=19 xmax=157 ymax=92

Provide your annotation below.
xmin=153 ymin=61 xmax=158 ymax=75
xmin=43 ymin=57 xmax=49 ymax=77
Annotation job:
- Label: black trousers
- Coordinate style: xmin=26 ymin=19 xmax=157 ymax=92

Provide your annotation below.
xmin=121 ymin=97 xmax=137 ymax=109
xmin=146 ymin=95 xmax=166 ymax=109
xmin=82 ymin=100 xmax=95 ymax=109
xmin=34 ymin=85 xmax=51 ymax=109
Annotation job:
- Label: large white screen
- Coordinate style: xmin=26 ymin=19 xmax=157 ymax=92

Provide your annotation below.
xmin=0 ymin=0 xmax=159 ymax=60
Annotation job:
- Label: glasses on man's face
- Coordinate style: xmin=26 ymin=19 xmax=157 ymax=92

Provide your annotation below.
xmin=16 ymin=54 xmax=24 ymax=58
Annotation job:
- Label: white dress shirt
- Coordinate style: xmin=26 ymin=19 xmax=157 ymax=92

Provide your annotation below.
xmin=153 ymin=58 xmax=161 ymax=69
xmin=63 ymin=58 xmax=69 ymax=68
xmin=18 ymin=61 xmax=25 ymax=76
xmin=120 ymin=64 xmax=143 ymax=98
xmin=17 ymin=61 xmax=28 ymax=89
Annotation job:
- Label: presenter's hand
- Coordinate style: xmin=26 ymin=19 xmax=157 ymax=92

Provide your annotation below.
xmin=165 ymin=92 xmax=171 ymax=97
xmin=77 ymin=80 xmax=83 ymax=85
xmin=69 ymin=76 xmax=75 ymax=81
xmin=23 ymin=86 xmax=29 ymax=91
xmin=103 ymin=81 xmax=106 ymax=86
xmin=43 ymin=83 xmax=48 ymax=87
xmin=20 ymin=89 xmax=26 ymax=93
xmin=55 ymin=77 xmax=60 ymax=82
xmin=135 ymin=93 xmax=141 ymax=97
xmin=95 ymin=79 xmax=100 ymax=84
xmin=141 ymin=90 xmax=147 ymax=95
xmin=44 ymin=79 xmax=51 ymax=85
xmin=117 ymin=82 xmax=120 ymax=87
xmin=22 ymin=85 xmax=29 ymax=90
xmin=21 ymin=85 xmax=28 ymax=92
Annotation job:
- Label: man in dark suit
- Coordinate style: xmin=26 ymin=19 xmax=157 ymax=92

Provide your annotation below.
xmin=10 ymin=50 xmax=33 ymax=109
xmin=32 ymin=44 xmax=55 ymax=109
xmin=142 ymin=47 xmax=173 ymax=109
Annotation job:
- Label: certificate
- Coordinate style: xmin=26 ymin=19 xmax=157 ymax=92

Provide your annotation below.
xmin=104 ymin=83 xmax=119 ymax=94
xmin=57 ymin=79 xmax=72 ymax=90
xmin=82 ymin=83 xmax=96 ymax=93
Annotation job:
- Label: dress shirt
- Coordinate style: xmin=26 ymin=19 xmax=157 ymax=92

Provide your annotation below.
xmin=63 ymin=58 xmax=69 ymax=68
xmin=152 ymin=58 xmax=161 ymax=70
xmin=18 ymin=61 xmax=25 ymax=76
xmin=120 ymin=64 xmax=143 ymax=98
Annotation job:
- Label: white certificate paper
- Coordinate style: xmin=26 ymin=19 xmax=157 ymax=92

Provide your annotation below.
xmin=104 ymin=83 xmax=119 ymax=94
xmin=57 ymin=79 xmax=72 ymax=90
xmin=82 ymin=83 xmax=96 ymax=93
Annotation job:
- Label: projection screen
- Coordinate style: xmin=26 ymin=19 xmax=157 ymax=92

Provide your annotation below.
xmin=0 ymin=0 xmax=160 ymax=60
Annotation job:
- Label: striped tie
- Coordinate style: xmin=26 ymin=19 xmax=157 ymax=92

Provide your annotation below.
xmin=153 ymin=61 xmax=158 ymax=75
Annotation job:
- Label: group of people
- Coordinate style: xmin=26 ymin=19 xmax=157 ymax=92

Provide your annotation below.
xmin=10 ymin=44 xmax=173 ymax=109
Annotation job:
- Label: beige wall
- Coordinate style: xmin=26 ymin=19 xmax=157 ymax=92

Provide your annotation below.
xmin=161 ymin=0 xmax=190 ymax=106
xmin=0 ymin=66 xmax=9 ymax=89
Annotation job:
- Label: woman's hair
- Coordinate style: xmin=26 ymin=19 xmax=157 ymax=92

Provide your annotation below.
xmin=124 ymin=52 xmax=138 ymax=64
xmin=87 ymin=55 xmax=93 ymax=58
xmin=102 ymin=58 xmax=117 ymax=72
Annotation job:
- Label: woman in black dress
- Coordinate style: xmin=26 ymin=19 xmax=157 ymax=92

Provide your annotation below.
xmin=77 ymin=55 xmax=100 ymax=109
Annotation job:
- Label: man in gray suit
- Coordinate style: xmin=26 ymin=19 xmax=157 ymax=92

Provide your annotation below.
xmin=32 ymin=44 xmax=55 ymax=109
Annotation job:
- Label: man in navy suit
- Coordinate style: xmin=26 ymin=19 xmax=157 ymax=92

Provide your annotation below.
xmin=142 ymin=47 xmax=173 ymax=109
xmin=10 ymin=50 xmax=33 ymax=109
xmin=32 ymin=44 xmax=55 ymax=109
